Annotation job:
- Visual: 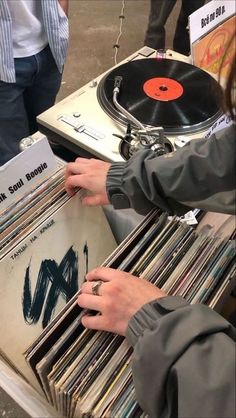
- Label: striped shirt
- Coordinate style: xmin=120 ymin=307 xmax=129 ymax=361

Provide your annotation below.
xmin=0 ymin=0 xmax=69 ymax=83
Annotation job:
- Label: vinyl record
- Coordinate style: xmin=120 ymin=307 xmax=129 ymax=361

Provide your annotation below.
xmin=97 ymin=58 xmax=222 ymax=134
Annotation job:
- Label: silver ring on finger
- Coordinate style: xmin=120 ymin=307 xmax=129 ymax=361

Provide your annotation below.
xmin=91 ymin=280 xmax=102 ymax=296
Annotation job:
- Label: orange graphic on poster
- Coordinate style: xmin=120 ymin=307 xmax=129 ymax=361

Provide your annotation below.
xmin=192 ymin=15 xmax=235 ymax=78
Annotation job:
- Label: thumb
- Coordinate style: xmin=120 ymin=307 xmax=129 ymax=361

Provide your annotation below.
xmin=81 ymin=194 xmax=109 ymax=206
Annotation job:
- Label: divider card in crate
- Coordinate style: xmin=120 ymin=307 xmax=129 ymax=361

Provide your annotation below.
xmin=0 ymin=191 xmax=116 ymax=389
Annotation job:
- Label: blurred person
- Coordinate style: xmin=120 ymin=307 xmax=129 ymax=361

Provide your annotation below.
xmin=144 ymin=0 xmax=205 ymax=54
xmin=64 ymin=43 xmax=236 ymax=417
xmin=0 ymin=0 xmax=69 ymax=166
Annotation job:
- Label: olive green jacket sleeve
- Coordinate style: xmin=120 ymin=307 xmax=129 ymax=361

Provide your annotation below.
xmin=106 ymin=125 xmax=236 ymax=215
xmin=126 ymin=296 xmax=236 ymax=418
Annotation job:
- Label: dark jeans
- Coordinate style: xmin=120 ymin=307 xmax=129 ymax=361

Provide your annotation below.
xmin=0 ymin=45 xmax=62 ymax=165
xmin=144 ymin=0 xmax=205 ymax=54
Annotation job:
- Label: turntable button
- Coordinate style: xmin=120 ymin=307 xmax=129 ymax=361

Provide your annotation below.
xmin=139 ymin=46 xmax=155 ymax=57
xmin=89 ymin=79 xmax=97 ymax=88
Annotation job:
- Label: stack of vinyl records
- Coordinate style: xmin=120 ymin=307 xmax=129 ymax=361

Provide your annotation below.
xmin=24 ymin=209 xmax=236 ymax=418
xmin=0 ymin=157 xmax=116 ymax=390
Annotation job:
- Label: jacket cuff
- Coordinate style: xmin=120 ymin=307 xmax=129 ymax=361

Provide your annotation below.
xmin=106 ymin=162 xmax=131 ymax=209
xmin=126 ymin=296 xmax=189 ymax=346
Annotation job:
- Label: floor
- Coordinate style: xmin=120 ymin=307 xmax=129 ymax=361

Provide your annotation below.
xmin=58 ymin=0 xmax=180 ymax=102
xmin=0 ymin=1 xmax=180 ymax=416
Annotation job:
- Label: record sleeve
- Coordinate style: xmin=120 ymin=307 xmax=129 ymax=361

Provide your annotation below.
xmin=0 ymin=191 xmax=116 ymax=389
xmin=22 ymin=208 xmax=235 ymax=418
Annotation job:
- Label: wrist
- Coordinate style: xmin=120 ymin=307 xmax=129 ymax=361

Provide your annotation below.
xmin=126 ymin=296 xmax=188 ymax=346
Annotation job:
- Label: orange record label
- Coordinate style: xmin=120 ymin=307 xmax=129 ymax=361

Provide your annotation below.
xmin=143 ymin=77 xmax=183 ymax=101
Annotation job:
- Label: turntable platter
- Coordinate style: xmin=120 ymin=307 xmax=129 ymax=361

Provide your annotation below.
xmin=97 ymin=58 xmax=222 ymax=134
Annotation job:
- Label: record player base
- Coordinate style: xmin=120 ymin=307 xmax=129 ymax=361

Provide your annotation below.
xmin=37 ymin=47 xmax=222 ymax=163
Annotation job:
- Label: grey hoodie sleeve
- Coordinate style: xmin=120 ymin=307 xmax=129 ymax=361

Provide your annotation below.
xmin=106 ymin=125 xmax=236 ymax=215
xmin=126 ymin=296 xmax=236 ymax=418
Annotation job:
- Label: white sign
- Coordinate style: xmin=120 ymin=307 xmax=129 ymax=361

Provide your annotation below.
xmin=204 ymin=114 xmax=233 ymax=139
xmin=189 ymin=0 xmax=235 ymax=44
xmin=0 ymin=136 xmax=58 ymax=214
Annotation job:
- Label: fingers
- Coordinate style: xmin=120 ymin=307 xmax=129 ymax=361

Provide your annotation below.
xmin=64 ymin=176 xmax=78 ymax=196
xmin=65 ymin=173 xmax=87 ymax=191
xmin=65 ymin=158 xmax=110 ymax=178
xmin=80 ymin=280 xmax=104 ymax=296
xmin=65 ymin=174 xmax=109 ymax=204
xmin=65 ymin=158 xmax=97 ymax=177
xmin=85 ymin=267 xmax=128 ymax=283
xmin=78 ymin=293 xmax=104 ymax=311
xmin=81 ymin=314 xmax=110 ymax=332
xmin=82 ymin=194 xmax=109 ymax=206
xmin=66 ymin=160 xmax=95 ymax=177
xmin=64 ymin=158 xmax=111 ymax=200
xmin=65 ymin=162 xmax=80 ymax=177
xmin=65 ymin=183 xmax=109 ymax=206
xmin=65 ymin=173 xmax=97 ymax=196
xmin=75 ymin=157 xmax=98 ymax=165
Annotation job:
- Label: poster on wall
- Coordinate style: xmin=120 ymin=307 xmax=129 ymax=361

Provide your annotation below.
xmin=191 ymin=14 xmax=236 ymax=79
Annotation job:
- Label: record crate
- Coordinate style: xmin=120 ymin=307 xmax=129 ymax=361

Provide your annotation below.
xmin=1 ymin=207 xmax=234 ymax=418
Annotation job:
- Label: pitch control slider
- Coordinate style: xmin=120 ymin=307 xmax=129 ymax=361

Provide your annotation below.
xmin=58 ymin=115 xmax=105 ymax=141
xmin=58 ymin=115 xmax=80 ymax=129
xmin=75 ymin=125 xmax=105 ymax=141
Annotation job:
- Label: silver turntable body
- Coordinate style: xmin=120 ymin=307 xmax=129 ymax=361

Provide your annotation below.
xmin=37 ymin=47 xmax=221 ymax=162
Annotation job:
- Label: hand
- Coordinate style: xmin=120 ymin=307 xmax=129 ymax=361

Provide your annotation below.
xmin=65 ymin=157 xmax=111 ymax=206
xmin=78 ymin=267 xmax=166 ymax=336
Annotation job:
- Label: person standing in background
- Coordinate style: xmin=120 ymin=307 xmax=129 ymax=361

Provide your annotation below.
xmin=0 ymin=0 xmax=69 ymax=166
xmin=144 ymin=0 xmax=205 ymax=54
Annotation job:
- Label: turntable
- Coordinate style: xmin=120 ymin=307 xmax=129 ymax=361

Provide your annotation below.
xmin=37 ymin=47 xmax=223 ymax=162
